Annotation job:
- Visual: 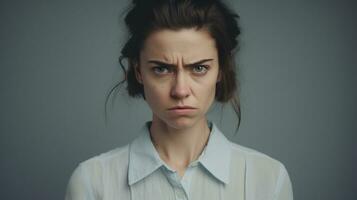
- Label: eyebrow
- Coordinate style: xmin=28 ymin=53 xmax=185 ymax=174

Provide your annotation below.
xmin=147 ymin=59 xmax=214 ymax=68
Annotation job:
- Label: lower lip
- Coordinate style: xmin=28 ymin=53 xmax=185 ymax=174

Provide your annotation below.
xmin=168 ymin=108 xmax=196 ymax=115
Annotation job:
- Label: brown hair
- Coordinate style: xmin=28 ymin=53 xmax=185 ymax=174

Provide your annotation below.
xmin=106 ymin=0 xmax=242 ymax=133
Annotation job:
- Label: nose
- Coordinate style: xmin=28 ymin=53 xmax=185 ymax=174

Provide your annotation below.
xmin=170 ymin=70 xmax=191 ymax=99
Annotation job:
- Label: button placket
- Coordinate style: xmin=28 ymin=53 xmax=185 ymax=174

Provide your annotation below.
xmin=174 ymin=187 xmax=186 ymax=200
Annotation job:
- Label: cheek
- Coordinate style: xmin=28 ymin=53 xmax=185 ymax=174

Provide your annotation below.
xmin=142 ymin=82 xmax=168 ymax=105
xmin=196 ymin=74 xmax=219 ymax=96
xmin=194 ymin=79 xmax=217 ymax=107
xmin=205 ymin=83 xmax=217 ymax=102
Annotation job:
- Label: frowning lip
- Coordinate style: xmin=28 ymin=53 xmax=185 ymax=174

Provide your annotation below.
xmin=168 ymin=106 xmax=197 ymax=110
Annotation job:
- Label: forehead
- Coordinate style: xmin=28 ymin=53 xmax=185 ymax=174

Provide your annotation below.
xmin=140 ymin=28 xmax=217 ymax=62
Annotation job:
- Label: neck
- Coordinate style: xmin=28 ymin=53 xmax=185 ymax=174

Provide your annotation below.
xmin=149 ymin=116 xmax=211 ymax=169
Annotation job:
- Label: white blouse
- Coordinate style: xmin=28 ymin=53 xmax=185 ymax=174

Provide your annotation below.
xmin=65 ymin=121 xmax=293 ymax=200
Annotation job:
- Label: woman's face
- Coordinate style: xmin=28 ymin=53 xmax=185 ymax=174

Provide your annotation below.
xmin=136 ymin=28 xmax=221 ymax=129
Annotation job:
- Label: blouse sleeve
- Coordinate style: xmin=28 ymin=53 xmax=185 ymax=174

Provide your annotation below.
xmin=274 ymin=164 xmax=293 ymax=200
xmin=65 ymin=164 xmax=96 ymax=200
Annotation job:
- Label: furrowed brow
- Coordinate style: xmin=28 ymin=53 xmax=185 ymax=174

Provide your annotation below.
xmin=148 ymin=59 xmax=213 ymax=67
xmin=147 ymin=60 xmax=176 ymax=68
xmin=186 ymin=59 xmax=213 ymax=67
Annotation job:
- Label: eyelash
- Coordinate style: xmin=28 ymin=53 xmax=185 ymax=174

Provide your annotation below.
xmin=192 ymin=65 xmax=209 ymax=74
xmin=152 ymin=66 xmax=173 ymax=74
xmin=152 ymin=65 xmax=209 ymax=75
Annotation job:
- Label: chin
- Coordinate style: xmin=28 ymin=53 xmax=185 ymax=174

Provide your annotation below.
xmin=163 ymin=117 xmax=201 ymax=130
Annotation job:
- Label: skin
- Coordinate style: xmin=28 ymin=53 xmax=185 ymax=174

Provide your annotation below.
xmin=135 ymin=28 xmax=221 ymax=178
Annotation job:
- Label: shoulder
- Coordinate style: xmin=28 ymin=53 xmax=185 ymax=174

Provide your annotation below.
xmin=70 ymin=144 xmax=130 ymax=186
xmin=65 ymin=145 xmax=131 ymax=199
xmin=228 ymin=142 xmax=293 ymax=199
xmin=78 ymin=144 xmax=130 ymax=174
xmin=229 ymin=142 xmax=285 ymax=171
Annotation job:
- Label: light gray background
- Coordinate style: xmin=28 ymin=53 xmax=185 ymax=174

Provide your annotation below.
xmin=1 ymin=0 xmax=356 ymax=199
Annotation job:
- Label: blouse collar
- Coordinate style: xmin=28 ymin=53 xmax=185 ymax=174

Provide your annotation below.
xmin=128 ymin=120 xmax=232 ymax=185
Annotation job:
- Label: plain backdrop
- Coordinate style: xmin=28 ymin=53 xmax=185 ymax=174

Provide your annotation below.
xmin=1 ymin=0 xmax=356 ymax=199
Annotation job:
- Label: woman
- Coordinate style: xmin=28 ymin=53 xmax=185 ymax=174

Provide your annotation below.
xmin=65 ymin=0 xmax=293 ymax=199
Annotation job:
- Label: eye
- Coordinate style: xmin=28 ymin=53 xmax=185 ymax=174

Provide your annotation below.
xmin=192 ymin=65 xmax=209 ymax=74
xmin=152 ymin=66 xmax=172 ymax=75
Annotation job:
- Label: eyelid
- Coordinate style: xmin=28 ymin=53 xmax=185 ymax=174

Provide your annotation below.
xmin=151 ymin=65 xmax=173 ymax=74
xmin=153 ymin=65 xmax=173 ymax=70
xmin=191 ymin=64 xmax=209 ymax=74
xmin=192 ymin=64 xmax=209 ymax=68
xmin=151 ymin=64 xmax=210 ymax=75
xmin=148 ymin=59 xmax=213 ymax=68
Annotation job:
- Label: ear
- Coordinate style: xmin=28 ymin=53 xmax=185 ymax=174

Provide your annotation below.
xmin=216 ymin=70 xmax=222 ymax=83
xmin=134 ymin=65 xmax=143 ymax=84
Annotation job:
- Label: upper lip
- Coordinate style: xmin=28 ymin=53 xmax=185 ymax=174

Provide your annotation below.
xmin=168 ymin=106 xmax=196 ymax=110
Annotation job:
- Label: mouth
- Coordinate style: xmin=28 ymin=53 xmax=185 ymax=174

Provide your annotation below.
xmin=168 ymin=106 xmax=197 ymax=110
xmin=167 ymin=106 xmax=197 ymax=115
